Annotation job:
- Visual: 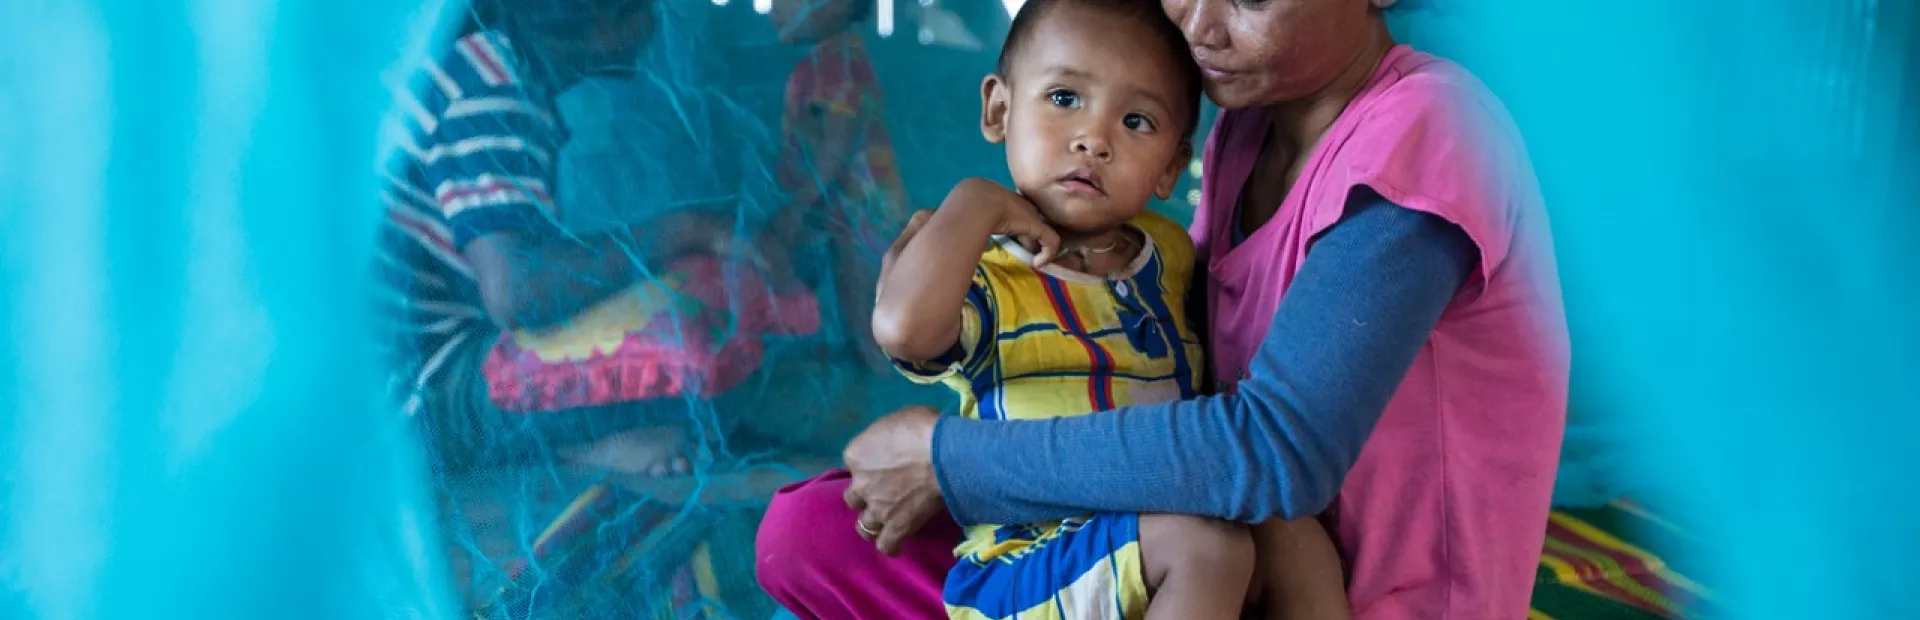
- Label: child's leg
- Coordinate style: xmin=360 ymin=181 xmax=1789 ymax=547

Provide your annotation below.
xmin=1249 ymin=517 xmax=1351 ymax=620
xmin=1139 ymin=514 xmax=1255 ymax=620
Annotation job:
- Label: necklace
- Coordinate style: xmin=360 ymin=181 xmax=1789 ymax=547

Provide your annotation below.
xmin=1061 ymin=230 xmax=1137 ymax=262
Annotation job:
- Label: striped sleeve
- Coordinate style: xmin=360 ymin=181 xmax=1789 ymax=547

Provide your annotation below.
xmin=892 ymin=267 xmax=997 ymax=384
xmin=422 ymin=32 xmax=563 ymax=249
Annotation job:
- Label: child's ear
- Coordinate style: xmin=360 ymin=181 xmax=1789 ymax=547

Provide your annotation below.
xmin=1153 ymin=142 xmax=1194 ymax=200
xmin=979 ymin=74 xmax=1011 ymax=144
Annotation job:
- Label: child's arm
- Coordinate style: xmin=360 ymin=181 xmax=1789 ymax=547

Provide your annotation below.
xmin=871 ymin=178 xmax=1059 ymax=363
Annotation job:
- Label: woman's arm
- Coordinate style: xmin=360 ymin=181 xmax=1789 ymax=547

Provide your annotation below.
xmin=931 ymin=191 xmax=1480 ymax=525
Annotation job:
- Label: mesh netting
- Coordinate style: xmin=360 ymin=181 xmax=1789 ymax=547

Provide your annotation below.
xmin=377 ymin=1 xmax=1204 ymax=617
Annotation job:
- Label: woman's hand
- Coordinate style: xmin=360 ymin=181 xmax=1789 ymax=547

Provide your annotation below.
xmin=842 ymin=405 xmax=945 ymax=555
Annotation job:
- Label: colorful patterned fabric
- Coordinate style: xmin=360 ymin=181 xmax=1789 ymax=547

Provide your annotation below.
xmin=943 ymin=513 xmax=1148 ymax=620
xmin=891 ymin=212 xmax=1204 ymax=433
xmin=779 ymin=31 xmax=909 ymax=256
xmin=1528 ymin=500 xmax=1712 ymax=620
xmin=890 ymin=212 xmax=1200 ymax=618
xmin=483 ymin=255 xmax=821 ymax=413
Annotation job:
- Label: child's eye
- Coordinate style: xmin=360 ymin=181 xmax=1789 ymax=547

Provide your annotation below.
xmin=1047 ymin=89 xmax=1082 ymax=108
xmin=1123 ymin=113 xmax=1157 ymax=133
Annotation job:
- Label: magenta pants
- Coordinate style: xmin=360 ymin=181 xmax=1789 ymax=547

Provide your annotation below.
xmin=755 ymin=469 xmax=963 ymax=619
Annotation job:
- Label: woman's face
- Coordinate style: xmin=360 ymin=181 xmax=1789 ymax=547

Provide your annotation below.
xmin=1161 ymin=0 xmax=1388 ymax=109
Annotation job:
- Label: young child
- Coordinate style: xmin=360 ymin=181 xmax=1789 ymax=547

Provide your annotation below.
xmin=871 ymin=1 xmax=1346 ymax=618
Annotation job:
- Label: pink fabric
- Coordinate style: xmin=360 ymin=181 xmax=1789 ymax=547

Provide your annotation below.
xmin=1191 ymin=45 xmax=1568 ymax=619
xmin=756 ymin=470 xmax=961 ymax=620
xmin=484 ymin=255 xmax=821 ymax=412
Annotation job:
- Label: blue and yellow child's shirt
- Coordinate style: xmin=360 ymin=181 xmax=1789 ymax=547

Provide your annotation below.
xmin=893 ymin=210 xmax=1205 ymax=562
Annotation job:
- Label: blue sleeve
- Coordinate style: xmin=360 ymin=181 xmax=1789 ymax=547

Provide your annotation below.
xmin=931 ymin=190 xmax=1480 ymax=525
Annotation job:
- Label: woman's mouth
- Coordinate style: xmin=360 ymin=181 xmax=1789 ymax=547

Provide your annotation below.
xmin=1195 ymin=59 xmax=1242 ymax=83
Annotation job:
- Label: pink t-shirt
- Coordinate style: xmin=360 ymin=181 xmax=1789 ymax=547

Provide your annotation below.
xmin=1192 ymin=45 xmax=1570 ymax=619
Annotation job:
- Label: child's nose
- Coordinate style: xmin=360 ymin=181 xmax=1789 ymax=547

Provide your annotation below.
xmin=1070 ymin=131 xmax=1112 ymax=161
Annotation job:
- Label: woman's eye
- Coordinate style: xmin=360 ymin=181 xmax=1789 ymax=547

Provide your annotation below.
xmin=1123 ymin=113 xmax=1157 ymax=132
xmin=1047 ymin=89 xmax=1081 ymax=108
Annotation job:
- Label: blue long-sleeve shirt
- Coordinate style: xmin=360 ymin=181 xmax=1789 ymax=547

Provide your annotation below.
xmin=932 ymin=191 xmax=1479 ymax=525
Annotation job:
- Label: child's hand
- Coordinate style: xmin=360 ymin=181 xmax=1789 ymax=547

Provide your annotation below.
xmin=952 ymin=179 xmax=1060 ymax=267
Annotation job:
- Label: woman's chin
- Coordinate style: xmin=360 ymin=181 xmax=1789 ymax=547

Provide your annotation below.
xmin=1203 ymin=81 xmax=1270 ymax=110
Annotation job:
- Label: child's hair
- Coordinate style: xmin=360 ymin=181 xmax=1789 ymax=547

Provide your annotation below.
xmin=996 ymin=0 xmax=1204 ymax=141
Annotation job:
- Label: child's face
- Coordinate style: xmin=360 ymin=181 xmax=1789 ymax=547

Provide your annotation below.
xmin=980 ymin=5 xmax=1194 ymax=234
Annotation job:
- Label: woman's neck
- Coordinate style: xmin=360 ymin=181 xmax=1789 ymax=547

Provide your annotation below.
xmin=1264 ymin=23 xmax=1396 ymax=154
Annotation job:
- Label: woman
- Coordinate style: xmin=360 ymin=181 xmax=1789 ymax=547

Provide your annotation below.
xmin=755 ymin=0 xmax=1570 ymax=617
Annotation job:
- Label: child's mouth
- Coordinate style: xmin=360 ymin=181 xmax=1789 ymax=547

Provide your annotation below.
xmin=1057 ymin=169 xmax=1105 ymax=197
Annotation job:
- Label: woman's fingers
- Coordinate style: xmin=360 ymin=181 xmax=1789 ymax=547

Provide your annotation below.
xmin=856 ymin=505 xmax=887 ymax=544
xmin=872 ymin=503 xmax=918 ymax=555
xmin=843 ymin=407 xmax=946 ymax=555
xmin=843 ymin=482 xmax=868 ymax=511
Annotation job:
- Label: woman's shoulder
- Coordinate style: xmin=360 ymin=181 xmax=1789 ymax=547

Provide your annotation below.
xmin=1338 ymin=47 xmax=1535 ymax=191
xmin=1331 ymin=46 xmax=1545 ymax=275
xmin=1354 ymin=47 xmax=1526 ymax=156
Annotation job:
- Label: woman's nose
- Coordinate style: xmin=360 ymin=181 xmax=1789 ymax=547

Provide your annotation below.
xmin=1165 ymin=0 xmax=1227 ymax=51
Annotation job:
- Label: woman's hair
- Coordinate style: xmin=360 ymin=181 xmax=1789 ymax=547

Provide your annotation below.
xmin=996 ymin=0 xmax=1204 ymax=141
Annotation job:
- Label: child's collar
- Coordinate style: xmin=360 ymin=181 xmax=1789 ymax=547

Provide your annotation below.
xmin=992 ymin=223 xmax=1157 ymax=285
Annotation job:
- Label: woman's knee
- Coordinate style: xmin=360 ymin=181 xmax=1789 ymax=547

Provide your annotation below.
xmin=757 ymin=474 xmax=856 ymax=585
